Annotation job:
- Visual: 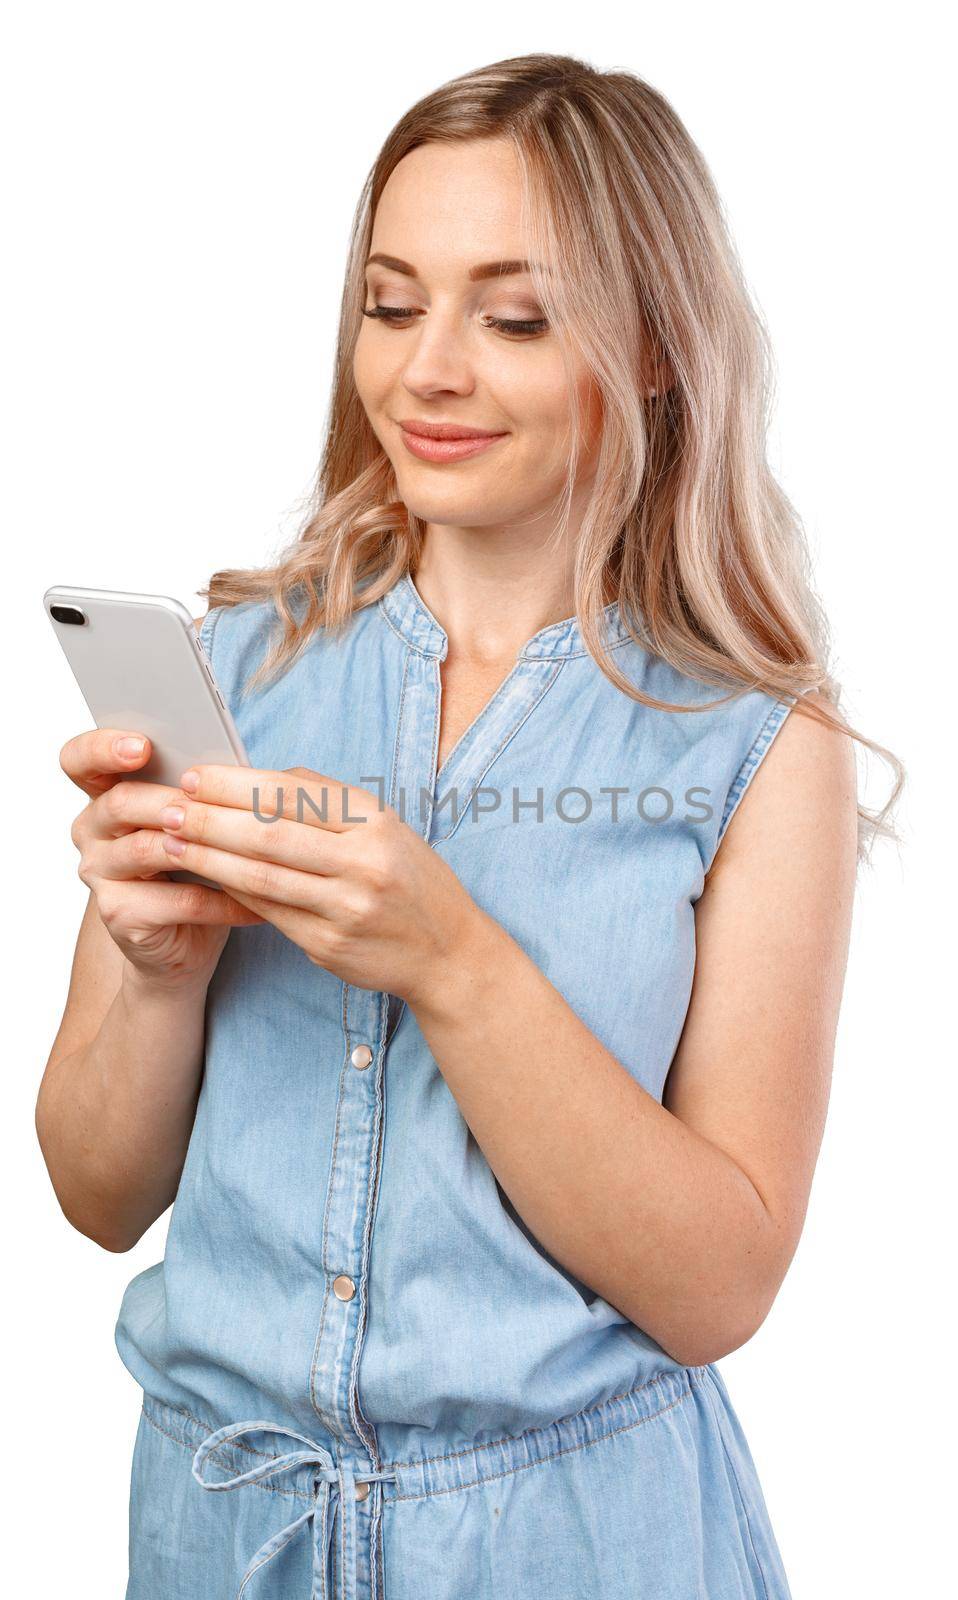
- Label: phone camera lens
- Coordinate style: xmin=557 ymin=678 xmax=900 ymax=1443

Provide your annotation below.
xmin=50 ymin=604 xmax=87 ymax=626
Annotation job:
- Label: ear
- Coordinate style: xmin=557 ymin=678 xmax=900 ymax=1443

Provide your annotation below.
xmin=646 ymin=357 xmax=676 ymax=399
xmin=640 ymin=336 xmax=675 ymax=400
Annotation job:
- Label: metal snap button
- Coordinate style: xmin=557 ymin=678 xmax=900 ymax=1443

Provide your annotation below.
xmin=332 ymin=1274 xmax=356 ymax=1301
xmin=355 ymin=1480 xmax=370 ymax=1502
xmin=350 ymin=1044 xmax=373 ymax=1070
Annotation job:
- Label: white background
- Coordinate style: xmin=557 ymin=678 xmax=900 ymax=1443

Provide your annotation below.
xmin=3 ymin=3 xmax=953 ymax=1594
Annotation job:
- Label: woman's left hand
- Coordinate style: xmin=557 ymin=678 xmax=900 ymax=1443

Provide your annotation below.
xmin=157 ymin=762 xmax=482 ymax=1006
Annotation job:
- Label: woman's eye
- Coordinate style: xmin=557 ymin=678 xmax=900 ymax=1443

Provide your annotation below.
xmin=361 ymin=306 xmax=420 ymax=325
xmin=480 ymin=313 xmax=549 ymax=337
xmin=361 ymin=305 xmax=548 ymax=338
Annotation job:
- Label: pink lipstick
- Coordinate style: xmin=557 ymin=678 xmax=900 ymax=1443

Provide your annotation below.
xmin=398 ymin=420 xmax=508 ymax=463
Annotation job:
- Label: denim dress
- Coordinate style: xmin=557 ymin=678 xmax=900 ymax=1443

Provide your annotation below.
xmin=116 ymin=571 xmax=798 ymax=1599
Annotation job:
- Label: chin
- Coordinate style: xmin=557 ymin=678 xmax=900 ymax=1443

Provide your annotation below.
xmin=393 ymin=479 xmax=497 ymax=520
xmin=401 ymin=504 xmax=500 ymax=528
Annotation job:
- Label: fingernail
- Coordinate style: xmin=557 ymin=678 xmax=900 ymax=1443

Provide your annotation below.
xmin=115 ymin=736 xmax=145 ymax=758
xmin=160 ymin=806 xmax=185 ymax=828
xmin=162 ymin=834 xmax=187 ymax=855
xmin=180 ymin=769 xmax=200 ymax=793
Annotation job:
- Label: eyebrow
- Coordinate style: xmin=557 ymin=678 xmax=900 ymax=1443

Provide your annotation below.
xmin=364 ymin=253 xmax=547 ymax=282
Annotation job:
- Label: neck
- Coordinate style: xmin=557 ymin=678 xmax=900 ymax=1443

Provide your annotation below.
xmin=411 ymin=525 xmax=578 ymax=665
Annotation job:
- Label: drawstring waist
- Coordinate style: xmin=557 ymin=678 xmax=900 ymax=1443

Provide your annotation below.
xmin=192 ymin=1419 xmax=397 ymax=1600
xmin=141 ymin=1369 xmax=704 ymax=1596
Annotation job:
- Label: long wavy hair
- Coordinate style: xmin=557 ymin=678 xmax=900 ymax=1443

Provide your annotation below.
xmin=200 ymin=52 xmax=903 ymax=858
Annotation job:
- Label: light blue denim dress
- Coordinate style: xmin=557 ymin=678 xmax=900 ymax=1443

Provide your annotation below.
xmin=115 ymin=571 xmax=798 ymax=1599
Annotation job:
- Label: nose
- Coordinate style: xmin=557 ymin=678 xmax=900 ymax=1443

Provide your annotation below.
xmin=399 ymin=303 xmax=477 ymax=401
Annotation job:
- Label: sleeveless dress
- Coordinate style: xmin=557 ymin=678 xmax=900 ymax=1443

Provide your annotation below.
xmin=116 ymin=570 xmax=798 ymax=1599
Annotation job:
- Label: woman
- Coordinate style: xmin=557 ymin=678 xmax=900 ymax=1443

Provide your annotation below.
xmin=37 ymin=53 xmax=901 ymax=1600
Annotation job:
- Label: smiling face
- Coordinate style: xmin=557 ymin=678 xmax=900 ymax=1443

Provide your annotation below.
xmin=353 ymin=137 xmax=603 ymax=535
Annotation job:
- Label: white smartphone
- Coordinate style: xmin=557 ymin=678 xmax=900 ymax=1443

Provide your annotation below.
xmin=44 ymin=584 xmax=250 ymax=892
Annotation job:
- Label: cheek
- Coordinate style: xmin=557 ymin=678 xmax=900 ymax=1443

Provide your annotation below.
xmin=518 ymin=361 xmax=601 ymax=468
xmin=577 ymin=372 xmax=604 ymax=460
xmin=352 ymin=334 xmax=376 ymax=406
xmin=352 ymin=349 xmax=393 ymax=461
xmin=353 ymin=328 xmax=403 ymax=408
xmin=507 ymin=355 xmax=575 ymax=440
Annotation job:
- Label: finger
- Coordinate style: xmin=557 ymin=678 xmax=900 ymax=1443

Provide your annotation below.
xmin=97 ymin=876 xmax=266 ymax=927
xmin=176 ymin=764 xmax=383 ymax=832
xmin=60 ymin=728 xmax=154 ymax=793
xmin=218 ymin=884 xmax=324 ymax=949
xmin=88 ymin=825 xmax=206 ymax=882
xmin=87 ymin=779 xmax=204 ymax=842
xmin=158 ymin=834 xmax=337 ymax=914
xmin=157 ymin=796 xmax=341 ymax=875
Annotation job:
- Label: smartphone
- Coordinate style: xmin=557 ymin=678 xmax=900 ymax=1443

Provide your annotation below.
xmin=44 ymin=584 xmax=250 ymax=892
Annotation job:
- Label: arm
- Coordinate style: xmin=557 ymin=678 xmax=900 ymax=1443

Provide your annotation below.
xmin=36 ymin=616 xmax=252 ymax=1253
xmin=409 ymin=692 xmax=859 ymax=1366
xmin=35 ymin=891 xmax=210 ymax=1253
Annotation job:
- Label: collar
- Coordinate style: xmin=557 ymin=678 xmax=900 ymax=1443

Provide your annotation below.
xmin=378 ymin=571 xmax=633 ymax=661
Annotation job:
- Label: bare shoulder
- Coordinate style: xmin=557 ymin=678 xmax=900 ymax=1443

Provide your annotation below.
xmin=192 ymin=615 xmax=204 ymax=632
xmin=706 ymin=688 xmax=859 ymax=887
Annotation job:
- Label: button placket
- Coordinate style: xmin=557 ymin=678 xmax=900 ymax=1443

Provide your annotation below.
xmin=307 ymin=988 xmax=387 ymax=1453
xmin=308 ymin=622 xmax=449 ymax=1597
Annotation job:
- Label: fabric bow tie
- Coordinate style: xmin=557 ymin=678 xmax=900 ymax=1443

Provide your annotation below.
xmin=192 ymin=1418 xmax=398 ymax=1600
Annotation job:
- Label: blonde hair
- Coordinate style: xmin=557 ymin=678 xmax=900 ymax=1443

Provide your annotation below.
xmin=200 ymin=51 xmax=903 ymax=858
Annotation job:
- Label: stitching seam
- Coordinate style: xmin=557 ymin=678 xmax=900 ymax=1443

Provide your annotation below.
xmin=390 ymin=1383 xmax=697 ymax=1503
xmin=198 ymin=604 xmax=222 ymax=663
xmin=700 ymin=1375 xmax=772 ymax=1600
xmin=716 ymin=697 xmax=794 ymax=847
xmin=378 ymin=600 xmax=442 ymax=660
xmin=436 ymin=659 xmax=568 ymax=845
xmin=383 ymin=1367 xmax=705 ymax=1470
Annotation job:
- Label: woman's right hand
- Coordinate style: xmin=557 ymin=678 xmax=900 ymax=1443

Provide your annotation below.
xmin=62 ymin=727 xmax=266 ymax=992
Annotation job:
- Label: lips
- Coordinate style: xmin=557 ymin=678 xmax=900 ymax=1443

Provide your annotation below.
xmin=398 ymin=421 xmax=508 ymax=464
xmin=398 ymin=420 xmax=507 ymax=440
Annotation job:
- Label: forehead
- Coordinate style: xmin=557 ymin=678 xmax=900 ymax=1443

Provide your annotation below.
xmin=370 ymin=139 xmax=527 ymax=264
